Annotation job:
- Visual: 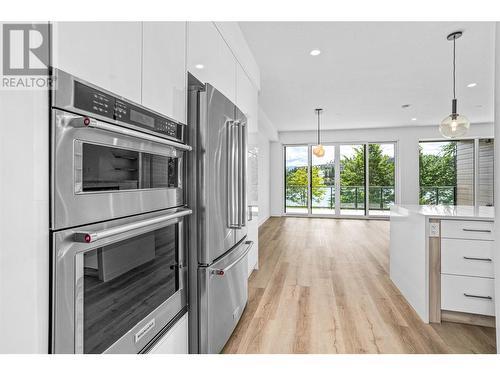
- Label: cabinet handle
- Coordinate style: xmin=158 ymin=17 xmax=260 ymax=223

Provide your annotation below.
xmin=463 ymin=256 xmax=492 ymax=262
xmin=462 ymin=228 xmax=492 ymax=233
xmin=463 ymin=293 xmax=492 ymax=300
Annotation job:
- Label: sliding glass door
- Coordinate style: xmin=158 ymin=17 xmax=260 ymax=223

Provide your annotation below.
xmin=284 ymin=146 xmax=309 ymax=214
xmin=311 ymin=146 xmax=335 ymax=215
xmin=339 ymin=145 xmax=365 ymax=216
xmin=368 ymin=143 xmax=395 ymax=216
xmin=284 ymin=142 xmax=397 ymax=217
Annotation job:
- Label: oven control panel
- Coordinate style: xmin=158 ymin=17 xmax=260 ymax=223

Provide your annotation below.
xmin=73 ymin=81 xmax=183 ymax=142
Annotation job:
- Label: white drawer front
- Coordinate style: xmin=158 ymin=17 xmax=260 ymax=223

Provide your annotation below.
xmin=440 ymin=220 xmax=494 ymax=240
xmin=441 ymin=238 xmax=494 ymax=278
xmin=441 ymin=274 xmax=495 ymax=316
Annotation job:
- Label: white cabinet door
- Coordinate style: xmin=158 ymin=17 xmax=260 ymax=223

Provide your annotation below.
xmin=236 ymin=64 xmax=259 ymax=276
xmin=236 ymin=64 xmax=258 ymax=133
xmin=148 ymin=313 xmax=188 ymax=354
xmin=187 ymin=22 xmax=236 ymax=102
xmin=142 ymin=22 xmax=186 ymax=123
xmin=51 ymin=22 xmax=142 ymax=102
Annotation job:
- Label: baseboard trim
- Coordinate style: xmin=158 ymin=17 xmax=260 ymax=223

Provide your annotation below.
xmin=441 ymin=310 xmax=496 ymax=328
xmin=258 ymin=215 xmax=272 ymax=227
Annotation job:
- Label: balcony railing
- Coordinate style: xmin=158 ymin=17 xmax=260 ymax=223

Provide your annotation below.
xmin=285 ymin=185 xmax=395 ymax=211
xmin=419 ymin=186 xmax=457 ymax=205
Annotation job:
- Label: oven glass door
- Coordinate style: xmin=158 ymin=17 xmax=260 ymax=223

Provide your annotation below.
xmin=79 ymin=142 xmax=180 ymax=193
xmin=80 ymin=223 xmax=180 ymax=353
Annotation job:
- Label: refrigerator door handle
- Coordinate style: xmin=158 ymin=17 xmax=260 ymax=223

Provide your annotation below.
xmin=211 ymin=241 xmax=253 ymax=276
xmin=237 ymin=121 xmax=247 ymax=227
xmin=227 ymin=120 xmax=240 ymax=229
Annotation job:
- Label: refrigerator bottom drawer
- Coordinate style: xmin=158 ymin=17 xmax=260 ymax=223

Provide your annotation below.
xmin=199 ymin=240 xmax=252 ymax=353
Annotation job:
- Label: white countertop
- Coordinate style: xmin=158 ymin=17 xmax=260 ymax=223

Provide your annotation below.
xmin=391 ymin=205 xmax=494 ymax=220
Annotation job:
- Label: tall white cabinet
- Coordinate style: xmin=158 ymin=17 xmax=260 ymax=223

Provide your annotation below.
xmin=142 ymin=22 xmax=187 ymax=122
xmin=51 ymin=22 xmax=143 ymax=103
xmin=187 ymin=22 xmax=236 ymax=103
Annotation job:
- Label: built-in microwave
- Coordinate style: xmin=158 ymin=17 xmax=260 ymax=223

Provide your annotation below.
xmin=51 ymin=207 xmax=191 ymax=353
xmin=50 ymin=69 xmax=192 ymax=230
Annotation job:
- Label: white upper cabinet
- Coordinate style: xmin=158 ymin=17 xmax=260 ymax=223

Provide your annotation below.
xmin=187 ymin=22 xmax=236 ymax=103
xmin=51 ymin=22 xmax=142 ymax=102
xmin=142 ymin=22 xmax=187 ymax=123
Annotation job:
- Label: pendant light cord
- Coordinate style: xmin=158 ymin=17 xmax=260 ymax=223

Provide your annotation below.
xmin=317 ymin=110 xmax=320 ymax=145
xmin=453 ymin=38 xmax=456 ymax=100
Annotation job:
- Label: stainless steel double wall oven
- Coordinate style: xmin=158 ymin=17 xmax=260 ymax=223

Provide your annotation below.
xmin=50 ymin=70 xmax=192 ymax=353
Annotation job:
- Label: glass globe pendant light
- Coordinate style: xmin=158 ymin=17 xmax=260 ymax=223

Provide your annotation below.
xmin=312 ymin=108 xmax=325 ymax=157
xmin=439 ymin=31 xmax=470 ymax=138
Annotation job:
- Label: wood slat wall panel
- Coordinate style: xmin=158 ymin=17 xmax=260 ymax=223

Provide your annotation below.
xmin=478 ymin=139 xmax=494 ymax=206
xmin=456 ymin=141 xmax=474 ymax=206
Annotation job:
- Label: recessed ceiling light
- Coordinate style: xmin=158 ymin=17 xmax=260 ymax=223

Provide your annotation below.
xmin=195 ymin=64 xmax=204 ymax=69
xmin=467 ymin=82 xmax=477 ymax=88
xmin=310 ymin=49 xmax=321 ymax=56
xmin=411 ymin=118 xmax=417 ymax=121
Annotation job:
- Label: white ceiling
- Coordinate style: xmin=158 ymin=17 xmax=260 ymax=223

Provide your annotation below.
xmin=239 ymin=22 xmax=495 ymax=132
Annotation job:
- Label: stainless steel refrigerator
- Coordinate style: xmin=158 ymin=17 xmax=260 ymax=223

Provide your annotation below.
xmin=187 ymin=74 xmax=253 ymax=354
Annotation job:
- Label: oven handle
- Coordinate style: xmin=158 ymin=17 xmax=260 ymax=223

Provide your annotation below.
xmin=73 ymin=208 xmax=192 ymax=243
xmin=70 ymin=116 xmax=192 ymax=152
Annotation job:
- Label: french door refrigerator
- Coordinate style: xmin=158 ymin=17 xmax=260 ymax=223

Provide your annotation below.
xmin=187 ymin=74 xmax=253 ymax=354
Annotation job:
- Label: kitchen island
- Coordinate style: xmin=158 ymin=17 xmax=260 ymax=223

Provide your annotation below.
xmin=390 ymin=205 xmax=495 ymax=326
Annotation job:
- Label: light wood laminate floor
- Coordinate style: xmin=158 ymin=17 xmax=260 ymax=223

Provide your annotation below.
xmin=223 ymin=217 xmax=496 ymax=354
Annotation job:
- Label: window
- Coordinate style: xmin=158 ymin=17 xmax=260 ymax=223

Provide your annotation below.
xmin=284 ymin=142 xmax=397 ymax=217
xmin=419 ymin=139 xmax=493 ymax=206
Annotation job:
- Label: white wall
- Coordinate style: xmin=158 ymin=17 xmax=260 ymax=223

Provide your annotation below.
xmin=258 ymin=108 xmax=279 ymax=225
xmin=493 ymin=21 xmax=500 ymax=352
xmin=258 ymin=135 xmax=271 ymax=225
xmin=270 ymin=123 xmax=494 ymax=216
xmin=270 ymin=141 xmax=285 ymax=216
xmin=0 ymin=52 xmax=50 ymax=354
